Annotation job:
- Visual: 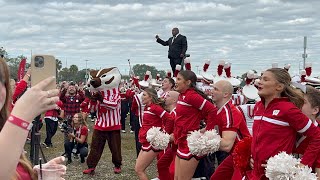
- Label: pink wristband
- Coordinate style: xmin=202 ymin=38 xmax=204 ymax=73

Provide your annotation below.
xmin=7 ymin=115 xmax=33 ymax=131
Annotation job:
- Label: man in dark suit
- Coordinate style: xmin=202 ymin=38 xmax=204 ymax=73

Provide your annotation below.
xmin=156 ymin=27 xmax=188 ymax=73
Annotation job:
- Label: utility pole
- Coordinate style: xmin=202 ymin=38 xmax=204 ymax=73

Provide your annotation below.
xmin=85 ymin=60 xmax=89 ymax=82
xmin=302 ymin=36 xmax=308 ymax=69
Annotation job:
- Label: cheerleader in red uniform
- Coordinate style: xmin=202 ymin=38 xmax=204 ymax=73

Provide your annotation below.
xmin=135 ymin=88 xmax=174 ymax=180
xmin=250 ymin=68 xmax=320 ymax=180
xmin=174 ymin=70 xmax=217 ymax=180
xmin=157 ymin=90 xmax=179 ymax=180
xmin=295 ymin=85 xmax=320 ymax=176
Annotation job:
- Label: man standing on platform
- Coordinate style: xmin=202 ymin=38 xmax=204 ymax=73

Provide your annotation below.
xmin=156 ymin=27 xmax=188 ymax=73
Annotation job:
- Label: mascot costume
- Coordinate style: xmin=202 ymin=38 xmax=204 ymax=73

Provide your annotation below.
xmin=83 ymin=67 xmax=122 ymax=175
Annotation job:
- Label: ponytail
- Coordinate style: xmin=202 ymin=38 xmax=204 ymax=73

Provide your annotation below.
xmin=281 ymin=86 xmax=304 ymax=109
xmin=190 ymin=82 xmax=212 ymax=103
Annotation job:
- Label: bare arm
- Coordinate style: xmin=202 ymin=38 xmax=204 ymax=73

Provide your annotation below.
xmin=219 ymin=130 xmax=237 ymax=153
xmin=0 ymin=77 xmax=59 ymax=179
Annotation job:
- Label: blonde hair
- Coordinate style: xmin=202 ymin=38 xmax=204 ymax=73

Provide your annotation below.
xmin=266 ymin=68 xmax=304 ymax=108
xmin=144 ymin=88 xmax=165 ymax=108
xmin=74 ymin=112 xmax=88 ymax=127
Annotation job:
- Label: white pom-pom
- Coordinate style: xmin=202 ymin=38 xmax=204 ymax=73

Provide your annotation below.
xmin=266 ymin=152 xmax=300 ymax=180
xmin=300 ymin=70 xmax=306 ymax=76
xmin=187 ymin=129 xmax=221 ymax=157
xmin=203 ymin=130 xmax=221 ymax=153
xmin=184 ymin=58 xmax=190 ymax=63
xmin=146 ymin=126 xmax=160 ymax=142
xmin=146 ymin=71 xmax=151 ymax=75
xmin=146 ymin=126 xmax=170 ymax=150
xmin=294 ymin=166 xmax=317 ymax=180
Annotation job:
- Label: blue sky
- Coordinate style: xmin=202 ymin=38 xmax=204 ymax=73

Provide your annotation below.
xmin=1 ymin=0 xmax=319 ymax=77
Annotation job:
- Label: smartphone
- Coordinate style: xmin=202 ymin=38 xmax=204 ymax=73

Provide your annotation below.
xmin=31 ymin=55 xmax=56 ymax=90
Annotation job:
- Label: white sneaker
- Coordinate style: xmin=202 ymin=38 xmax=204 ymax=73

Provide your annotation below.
xmin=130 ymin=130 xmax=134 ymax=134
xmin=150 ymin=178 xmax=160 ymax=180
xmin=121 ymin=130 xmax=126 ymax=133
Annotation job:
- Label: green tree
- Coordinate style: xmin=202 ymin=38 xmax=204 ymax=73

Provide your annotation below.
xmin=132 ymin=64 xmax=166 ymax=79
xmin=59 ymin=67 xmax=70 ymax=81
xmin=0 ymin=47 xmax=8 ymax=58
xmin=56 ymin=59 xmax=62 ymax=71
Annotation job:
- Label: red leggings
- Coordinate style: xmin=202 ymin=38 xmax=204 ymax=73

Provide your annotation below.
xmin=157 ymin=145 xmax=177 ymax=180
xmin=210 ymin=155 xmax=243 ymax=180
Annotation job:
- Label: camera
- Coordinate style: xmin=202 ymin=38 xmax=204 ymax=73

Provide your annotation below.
xmin=61 ymin=120 xmax=73 ymax=133
xmin=34 ymin=56 xmax=44 ymax=68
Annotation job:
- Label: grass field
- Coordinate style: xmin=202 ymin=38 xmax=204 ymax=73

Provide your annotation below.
xmin=25 ymin=118 xmax=158 ymax=180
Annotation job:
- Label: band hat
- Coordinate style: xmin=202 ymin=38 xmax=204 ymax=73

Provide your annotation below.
xmin=305 ymin=77 xmax=320 ymax=84
xmin=242 ymin=84 xmax=259 ymax=100
xmin=196 ymin=73 xmax=203 ymax=81
xmin=139 ymin=71 xmax=151 ymax=87
xmin=201 ymin=59 xmax=214 ymax=81
xmin=174 ymin=65 xmax=181 ymax=77
xmin=217 ymin=60 xmax=225 ymax=76
xmin=166 ymin=69 xmax=172 ymax=78
xmin=184 ymin=58 xmax=191 ymax=71
xmin=150 ymin=78 xmax=162 ymax=87
xmin=305 ymin=62 xmax=312 ymax=76
xmin=284 ymin=63 xmax=291 ymax=71
xmin=226 ymin=77 xmax=241 ymax=87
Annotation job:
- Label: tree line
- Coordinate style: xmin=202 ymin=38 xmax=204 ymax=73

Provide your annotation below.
xmin=1 ymin=49 xmax=166 ymax=84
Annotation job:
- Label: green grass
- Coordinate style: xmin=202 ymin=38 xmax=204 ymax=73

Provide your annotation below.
xmin=25 ymin=118 xmax=158 ymax=180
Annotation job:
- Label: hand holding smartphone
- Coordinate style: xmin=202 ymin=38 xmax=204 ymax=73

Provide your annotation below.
xmin=31 ymin=55 xmax=57 ymax=91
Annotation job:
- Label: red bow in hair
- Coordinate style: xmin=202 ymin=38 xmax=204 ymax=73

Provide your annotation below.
xmin=184 ymin=59 xmax=191 ymax=70
xmin=174 ymin=65 xmax=181 ymax=77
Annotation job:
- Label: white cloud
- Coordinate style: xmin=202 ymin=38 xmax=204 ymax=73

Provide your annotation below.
xmin=283 ymin=18 xmax=314 ymax=25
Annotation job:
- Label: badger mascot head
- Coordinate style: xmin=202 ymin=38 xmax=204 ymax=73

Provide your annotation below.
xmin=87 ymin=67 xmax=122 ymax=91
